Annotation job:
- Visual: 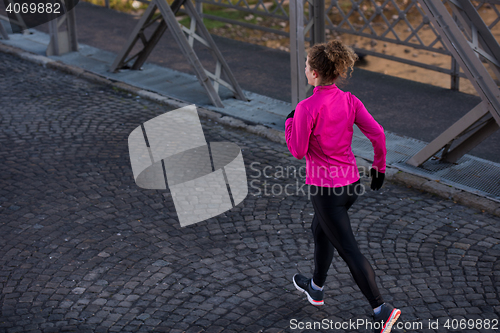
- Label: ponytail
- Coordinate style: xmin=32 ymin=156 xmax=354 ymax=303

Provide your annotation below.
xmin=307 ymin=40 xmax=358 ymax=83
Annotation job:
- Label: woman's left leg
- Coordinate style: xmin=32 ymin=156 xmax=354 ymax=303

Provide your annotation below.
xmin=311 ymin=214 xmax=335 ymax=287
xmin=310 ymin=183 xmax=384 ymax=309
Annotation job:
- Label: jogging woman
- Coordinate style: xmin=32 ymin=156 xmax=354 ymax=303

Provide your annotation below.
xmin=285 ymin=40 xmax=401 ymax=333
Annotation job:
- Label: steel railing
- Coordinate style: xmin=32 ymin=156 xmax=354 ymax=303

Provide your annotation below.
xmin=35 ymin=0 xmax=499 ymax=90
xmin=194 ymin=0 xmax=500 ymax=90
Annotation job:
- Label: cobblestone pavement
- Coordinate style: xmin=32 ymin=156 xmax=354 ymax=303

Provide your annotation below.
xmin=1 ymin=52 xmax=500 ymax=333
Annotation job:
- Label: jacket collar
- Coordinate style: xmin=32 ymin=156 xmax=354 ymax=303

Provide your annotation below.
xmin=313 ymin=84 xmax=338 ymax=93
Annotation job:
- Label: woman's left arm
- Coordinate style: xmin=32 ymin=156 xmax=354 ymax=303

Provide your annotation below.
xmin=285 ymin=104 xmax=314 ymax=160
xmin=353 ymin=96 xmax=387 ymax=173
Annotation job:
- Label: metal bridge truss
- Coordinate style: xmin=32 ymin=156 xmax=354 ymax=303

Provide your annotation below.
xmin=288 ymin=0 xmax=500 ymax=165
xmin=0 ymin=20 xmax=8 ymax=39
xmin=0 ymin=0 xmax=77 ymax=54
xmin=196 ymin=0 xmax=500 ymax=97
xmin=407 ymin=0 xmax=500 ymax=166
xmin=110 ymin=0 xmax=247 ymax=108
xmin=275 ymin=0 xmax=500 ymax=167
xmin=290 ymin=0 xmax=327 ymax=103
xmin=320 ymin=1 xmax=459 ymax=85
xmin=46 ymin=10 xmax=78 ymax=56
xmin=0 ymin=0 xmax=29 ymax=36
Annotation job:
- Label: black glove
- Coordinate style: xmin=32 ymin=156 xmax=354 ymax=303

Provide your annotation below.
xmin=370 ymin=168 xmax=385 ymax=191
xmin=286 ymin=110 xmax=295 ymax=120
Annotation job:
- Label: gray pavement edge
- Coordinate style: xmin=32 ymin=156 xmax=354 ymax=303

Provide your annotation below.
xmin=2 ymin=41 xmax=499 ymax=218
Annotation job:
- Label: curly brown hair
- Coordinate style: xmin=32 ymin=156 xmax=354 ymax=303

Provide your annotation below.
xmin=307 ymin=40 xmax=358 ymax=84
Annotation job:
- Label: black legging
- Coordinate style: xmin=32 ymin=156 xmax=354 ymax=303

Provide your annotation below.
xmin=309 ymin=181 xmax=384 ymax=309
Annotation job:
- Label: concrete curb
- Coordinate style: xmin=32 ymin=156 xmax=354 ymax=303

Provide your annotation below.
xmin=1 ymin=42 xmax=498 ymax=217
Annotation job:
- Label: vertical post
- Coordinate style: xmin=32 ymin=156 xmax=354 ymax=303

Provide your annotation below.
xmin=8 ymin=0 xmax=27 ymax=33
xmin=290 ymin=0 xmax=306 ymax=108
xmin=451 ymin=12 xmax=460 ymax=90
xmin=311 ymin=0 xmax=325 ymax=45
xmin=46 ymin=10 xmax=78 ymax=56
xmin=105 ymin=0 xmax=110 ymax=9
xmin=195 ymin=0 xmax=203 ymax=16
xmin=451 ymin=56 xmax=460 ymax=90
xmin=67 ymin=9 xmax=79 ymax=52
xmin=0 ymin=21 xmax=8 ymax=39
xmin=48 ymin=15 xmax=60 ymax=55
xmin=8 ymin=21 xmax=23 ymax=34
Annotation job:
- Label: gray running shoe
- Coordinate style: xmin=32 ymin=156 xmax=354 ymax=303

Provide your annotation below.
xmin=292 ymin=273 xmax=324 ymax=306
xmin=373 ymin=303 xmax=401 ymax=333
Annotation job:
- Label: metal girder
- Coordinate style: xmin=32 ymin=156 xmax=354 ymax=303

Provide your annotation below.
xmin=290 ymin=0 xmax=330 ymax=107
xmin=109 ymin=2 xmax=163 ymax=72
xmin=441 ymin=114 xmax=499 ymax=163
xmin=0 ymin=21 xmax=8 ymax=40
xmin=110 ymin=0 xmax=246 ymax=108
xmin=46 ymin=10 xmax=78 ymax=56
xmin=2 ymin=0 xmax=28 ymax=33
xmin=407 ymin=0 xmax=500 ymax=167
xmin=407 ymin=102 xmax=499 ymax=165
xmin=451 ymin=0 xmax=500 ymax=78
xmin=310 ymin=0 xmax=325 ymax=45
xmin=290 ymin=0 xmax=306 ymax=108
xmin=180 ymin=0 xmax=247 ymax=101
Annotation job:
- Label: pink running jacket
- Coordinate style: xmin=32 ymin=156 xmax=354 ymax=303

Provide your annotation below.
xmin=285 ymin=84 xmax=386 ymax=188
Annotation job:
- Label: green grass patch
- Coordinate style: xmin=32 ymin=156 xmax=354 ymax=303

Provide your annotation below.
xmin=179 ymin=8 xmax=260 ymax=29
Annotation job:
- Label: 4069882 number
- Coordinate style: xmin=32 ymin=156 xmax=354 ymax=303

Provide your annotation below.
xmin=6 ymin=2 xmax=61 ymax=14
xmin=444 ymin=318 xmax=499 ymax=330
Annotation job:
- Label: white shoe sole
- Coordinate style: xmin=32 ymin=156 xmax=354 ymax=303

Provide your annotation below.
xmin=381 ymin=308 xmax=401 ymax=333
